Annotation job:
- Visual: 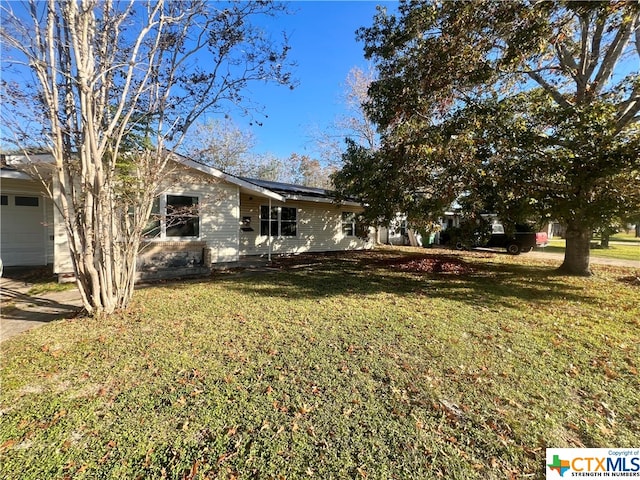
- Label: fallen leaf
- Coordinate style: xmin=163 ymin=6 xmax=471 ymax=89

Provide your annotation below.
xmin=0 ymin=439 xmax=16 ymax=451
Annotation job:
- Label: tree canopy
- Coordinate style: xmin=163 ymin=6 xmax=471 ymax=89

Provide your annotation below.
xmin=334 ymin=0 xmax=640 ymax=275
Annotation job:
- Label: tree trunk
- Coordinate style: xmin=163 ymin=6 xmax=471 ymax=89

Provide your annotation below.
xmin=558 ymin=222 xmax=592 ymax=276
xmin=636 ymin=223 xmax=640 ymax=238
xmin=600 ymin=230 xmax=610 ymax=249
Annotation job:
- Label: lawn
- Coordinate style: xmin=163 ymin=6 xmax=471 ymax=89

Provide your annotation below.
xmin=1 ymin=248 xmax=639 ymax=479
xmin=537 ymin=238 xmax=640 ymax=262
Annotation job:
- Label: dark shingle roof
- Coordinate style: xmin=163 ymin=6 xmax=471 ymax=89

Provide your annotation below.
xmin=239 ymin=177 xmax=335 ymax=200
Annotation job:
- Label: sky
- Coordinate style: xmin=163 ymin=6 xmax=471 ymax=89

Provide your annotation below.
xmin=0 ymin=0 xmax=392 ymax=160
xmin=232 ymin=1 xmax=393 ymax=161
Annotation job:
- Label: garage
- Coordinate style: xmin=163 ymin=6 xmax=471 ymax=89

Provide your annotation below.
xmin=0 ymin=173 xmax=53 ymax=267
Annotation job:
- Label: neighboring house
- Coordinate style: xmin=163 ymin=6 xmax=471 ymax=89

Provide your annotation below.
xmin=377 ymin=214 xmax=410 ymax=246
xmin=0 ymin=154 xmax=372 ymax=280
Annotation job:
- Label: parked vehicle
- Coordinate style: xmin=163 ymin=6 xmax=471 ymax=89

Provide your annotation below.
xmin=441 ymin=216 xmax=548 ymax=254
xmin=485 ymin=223 xmax=548 ymax=254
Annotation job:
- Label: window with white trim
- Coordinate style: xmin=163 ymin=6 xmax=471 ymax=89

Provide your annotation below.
xmin=342 ymin=212 xmax=357 ymax=236
xmin=143 ymin=194 xmax=200 ymax=239
xmin=260 ymin=205 xmax=297 ymax=237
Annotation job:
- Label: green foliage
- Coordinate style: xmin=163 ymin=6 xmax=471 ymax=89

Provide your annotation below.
xmin=1 ymin=249 xmax=639 ymax=478
xmin=335 ymin=0 xmax=640 ymax=274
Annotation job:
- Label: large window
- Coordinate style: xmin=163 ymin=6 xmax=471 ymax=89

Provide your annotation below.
xmin=143 ymin=194 xmax=200 ymax=239
xmin=260 ymin=205 xmax=297 ymax=237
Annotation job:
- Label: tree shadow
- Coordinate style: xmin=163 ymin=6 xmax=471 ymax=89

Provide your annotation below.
xmin=0 ymin=284 xmax=83 ymax=330
xmin=169 ymin=250 xmax=593 ymax=310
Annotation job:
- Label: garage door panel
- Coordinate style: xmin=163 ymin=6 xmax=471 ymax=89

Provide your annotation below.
xmin=0 ymin=194 xmax=46 ymax=266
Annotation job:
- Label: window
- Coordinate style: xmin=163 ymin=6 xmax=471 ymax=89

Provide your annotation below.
xmin=342 ymin=212 xmax=356 ymax=236
xmin=260 ymin=205 xmax=297 ymax=237
xmin=0 ymin=195 xmax=7 ymax=206
xmin=260 ymin=206 xmax=278 ymax=236
xmin=15 ymin=196 xmax=39 ymax=207
xmin=280 ymin=206 xmax=297 ymax=237
xmin=143 ymin=194 xmax=200 ymax=239
xmin=142 ymin=198 xmax=161 ymax=238
xmin=166 ymin=195 xmax=199 ymax=237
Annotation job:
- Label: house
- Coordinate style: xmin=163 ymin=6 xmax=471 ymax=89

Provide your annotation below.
xmin=0 ymin=154 xmax=372 ymax=280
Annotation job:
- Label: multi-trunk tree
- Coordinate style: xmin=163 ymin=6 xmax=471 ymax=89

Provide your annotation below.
xmin=1 ymin=0 xmax=294 ymax=314
xmin=335 ymin=0 xmax=640 ymax=275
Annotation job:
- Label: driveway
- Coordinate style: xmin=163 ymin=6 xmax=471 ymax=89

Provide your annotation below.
xmin=0 ymin=273 xmax=83 ymax=342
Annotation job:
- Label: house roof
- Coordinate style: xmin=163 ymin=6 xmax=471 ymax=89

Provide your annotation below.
xmin=0 ymin=166 xmax=32 ymax=180
xmin=1 ymin=152 xmax=286 ymax=202
xmin=239 ymin=177 xmax=362 ymax=207
xmin=176 ymin=157 xmax=285 ymax=202
xmin=2 ymin=151 xmax=363 ymax=207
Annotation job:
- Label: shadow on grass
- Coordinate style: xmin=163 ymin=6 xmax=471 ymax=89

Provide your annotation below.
xmin=164 ymin=250 xmax=592 ymax=311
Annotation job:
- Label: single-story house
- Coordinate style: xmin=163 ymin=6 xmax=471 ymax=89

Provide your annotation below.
xmin=0 ymin=154 xmax=372 ymax=280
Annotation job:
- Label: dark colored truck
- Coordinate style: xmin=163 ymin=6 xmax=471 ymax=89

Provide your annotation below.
xmin=486 ymin=223 xmax=548 ymax=254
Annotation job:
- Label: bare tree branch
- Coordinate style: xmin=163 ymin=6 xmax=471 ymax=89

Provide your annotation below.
xmin=526 ymin=70 xmax=573 ymax=109
xmin=593 ymin=11 xmax=638 ymax=94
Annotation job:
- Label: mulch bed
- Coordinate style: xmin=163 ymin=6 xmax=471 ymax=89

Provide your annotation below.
xmin=270 ymin=249 xmax=477 ymax=275
xmin=389 ymin=256 xmax=475 ymax=274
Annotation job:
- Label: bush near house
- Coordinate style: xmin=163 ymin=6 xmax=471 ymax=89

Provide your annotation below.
xmin=1 ymin=248 xmax=638 ymax=479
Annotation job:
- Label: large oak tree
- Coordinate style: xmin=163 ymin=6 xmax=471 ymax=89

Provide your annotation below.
xmin=335 ymin=0 xmax=640 ymax=275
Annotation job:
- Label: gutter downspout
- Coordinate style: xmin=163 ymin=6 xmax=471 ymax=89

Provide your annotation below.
xmin=268 ymin=197 xmax=272 ymax=262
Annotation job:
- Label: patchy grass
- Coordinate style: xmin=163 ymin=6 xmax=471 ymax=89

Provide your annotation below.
xmin=3 ymin=265 xmax=76 ymax=296
xmin=27 ymin=282 xmax=77 ymax=296
xmin=1 ymin=247 xmax=639 ymax=479
xmin=538 ymin=238 xmax=640 ymax=262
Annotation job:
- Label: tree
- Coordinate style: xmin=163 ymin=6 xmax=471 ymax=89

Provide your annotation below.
xmin=284 ymin=153 xmax=334 ymax=188
xmin=0 ymin=0 xmax=293 ymax=314
xmin=181 ymin=119 xmax=257 ymax=176
xmin=312 ymin=66 xmax=380 ymax=168
xmin=336 ymin=0 xmax=640 ymax=275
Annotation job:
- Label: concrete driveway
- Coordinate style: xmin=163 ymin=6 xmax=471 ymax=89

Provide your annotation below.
xmin=1 ymin=272 xmax=83 ymax=342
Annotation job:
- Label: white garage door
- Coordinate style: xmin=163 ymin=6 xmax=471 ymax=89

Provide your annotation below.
xmin=0 ymin=193 xmax=47 ymax=266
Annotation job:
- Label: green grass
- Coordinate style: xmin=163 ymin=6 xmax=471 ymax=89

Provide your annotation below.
xmin=27 ymin=281 xmax=77 ymax=296
xmin=537 ymin=238 xmax=640 ymax=261
xmin=1 ymin=248 xmax=639 ymax=479
xmin=609 ymin=232 xmax=640 ymax=243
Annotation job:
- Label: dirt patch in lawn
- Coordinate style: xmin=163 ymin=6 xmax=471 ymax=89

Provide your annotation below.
xmin=619 ymin=274 xmax=640 ymax=286
xmin=387 ymin=256 xmax=475 ymax=274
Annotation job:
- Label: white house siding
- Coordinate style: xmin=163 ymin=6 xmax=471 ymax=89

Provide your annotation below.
xmin=0 ymin=177 xmax=54 ymax=266
xmin=51 ymin=167 xmax=242 ymax=275
xmin=238 ymin=194 xmax=371 ymax=256
xmin=151 ymin=169 xmax=240 ymax=264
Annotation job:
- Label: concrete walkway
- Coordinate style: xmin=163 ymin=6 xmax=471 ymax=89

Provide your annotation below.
xmin=1 ymin=275 xmax=83 ymax=342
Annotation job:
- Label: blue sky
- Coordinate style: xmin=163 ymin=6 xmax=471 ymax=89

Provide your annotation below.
xmin=0 ymin=1 xmax=391 ymax=160
xmin=233 ymin=1 xmax=393 ymax=161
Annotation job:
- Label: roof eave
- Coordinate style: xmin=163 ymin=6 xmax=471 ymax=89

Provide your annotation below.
xmin=0 ymin=169 xmax=34 ymax=180
xmin=176 ymin=158 xmax=286 ymax=202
